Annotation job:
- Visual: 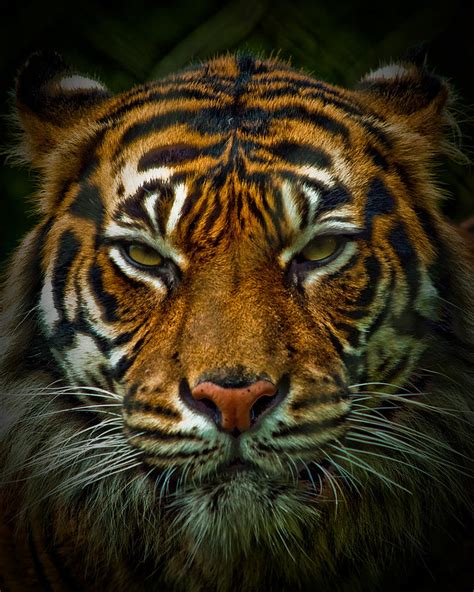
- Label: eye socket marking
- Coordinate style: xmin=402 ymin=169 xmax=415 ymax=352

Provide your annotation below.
xmin=297 ymin=235 xmax=347 ymax=266
xmin=299 ymin=236 xmax=344 ymax=264
xmin=123 ymin=243 xmax=163 ymax=268
xmin=287 ymin=232 xmax=361 ymax=283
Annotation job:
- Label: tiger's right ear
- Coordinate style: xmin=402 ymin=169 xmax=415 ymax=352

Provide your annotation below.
xmin=14 ymin=51 xmax=111 ymax=169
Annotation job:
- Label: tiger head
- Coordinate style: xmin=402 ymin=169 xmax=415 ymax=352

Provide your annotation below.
xmin=1 ymin=51 xmax=472 ymax=591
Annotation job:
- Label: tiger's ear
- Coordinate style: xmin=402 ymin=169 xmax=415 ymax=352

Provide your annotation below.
xmin=14 ymin=51 xmax=111 ymax=168
xmin=355 ymin=59 xmax=451 ymax=143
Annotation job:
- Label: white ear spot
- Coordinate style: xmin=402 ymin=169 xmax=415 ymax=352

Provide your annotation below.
xmin=58 ymin=75 xmax=106 ymax=92
xmin=362 ymin=63 xmax=411 ymax=83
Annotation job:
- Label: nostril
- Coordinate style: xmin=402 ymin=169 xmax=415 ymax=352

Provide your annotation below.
xmin=250 ymin=393 xmax=277 ymax=423
xmin=199 ymin=398 xmax=221 ymax=424
xmin=179 ymin=380 xmax=223 ymax=423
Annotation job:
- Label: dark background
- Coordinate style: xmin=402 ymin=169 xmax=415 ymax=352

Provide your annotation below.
xmin=0 ymin=3 xmax=472 ymax=588
xmin=1 ymin=0 xmax=473 ymax=263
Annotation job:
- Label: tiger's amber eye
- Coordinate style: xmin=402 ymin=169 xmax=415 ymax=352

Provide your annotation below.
xmin=126 ymin=244 xmax=162 ymax=267
xmin=300 ymin=236 xmax=341 ymax=262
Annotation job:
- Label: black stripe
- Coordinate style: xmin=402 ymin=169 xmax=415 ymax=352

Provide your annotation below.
xmin=69 ymin=183 xmax=104 ymax=224
xmin=380 ymin=351 xmax=412 ymax=384
xmin=119 ymin=191 xmax=158 ymax=230
xmin=365 ymin=177 xmax=395 ymax=231
xmin=257 ymin=86 xmax=364 ymax=115
xmin=333 ymin=250 xmax=359 ymax=275
xmin=179 ymin=184 xmax=203 ymax=220
xmin=137 ymin=141 xmax=226 ymax=171
xmin=389 ymin=221 xmax=416 ymax=265
xmin=346 ymin=255 xmax=381 ymax=318
xmin=139 ymin=143 xmax=200 ymax=169
xmin=247 ymin=194 xmax=269 ymax=233
xmin=88 ymin=262 xmax=120 ymax=322
xmin=326 ymin=325 xmax=344 ymax=356
xmin=124 ymin=399 xmax=180 ymax=419
xmin=282 ymin=172 xmax=353 ymax=216
xmin=365 ymin=144 xmax=389 ymax=170
xmin=52 ymin=230 xmax=80 ymax=318
xmin=183 ymin=194 xmax=213 ymax=247
xmin=119 ymin=109 xmax=204 ymax=148
xmin=317 ymin=183 xmax=352 ymax=214
xmin=49 ymin=320 xmax=76 ymax=349
xmin=394 ymin=162 xmax=415 ymax=190
xmin=273 ymin=415 xmax=347 ymax=438
xmin=289 ymin=392 xmax=342 ymax=412
xmin=336 ymin=321 xmax=362 ymax=349
xmin=259 ymin=187 xmax=282 ymax=243
xmin=268 ymin=183 xmax=284 ymax=239
xmin=282 ymin=106 xmax=350 ymax=142
xmin=271 ymin=141 xmax=332 ymax=168
xmin=43 ymin=535 xmax=81 ymax=592
xmin=292 ymin=188 xmax=310 ymax=229
xmin=139 ymin=448 xmax=216 ymax=461
xmin=113 ymin=354 xmax=134 ymax=380
xmin=389 ymin=221 xmax=420 ymax=302
xmin=252 ymin=75 xmax=345 ymax=98
xmin=97 ymin=84 xmax=219 ymax=125
xmin=236 ymin=53 xmax=257 ymax=85
xmin=358 ymin=119 xmax=393 ymax=150
xmin=364 ymin=267 xmax=396 ymax=335
xmin=128 ymin=427 xmax=205 ymax=443
xmin=112 ymin=330 xmax=138 ymax=347
xmin=75 ymin=307 xmax=113 ymax=353
xmin=202 ymin=195 xmax=224 ymax=236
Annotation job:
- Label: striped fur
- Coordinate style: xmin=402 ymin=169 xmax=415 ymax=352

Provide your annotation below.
xmin=0 ymin=52 xmax=472 ymax=591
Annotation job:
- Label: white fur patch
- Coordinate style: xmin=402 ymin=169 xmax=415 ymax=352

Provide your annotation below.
xmin=39 ymin=271 xmax=58 ymax=333
xmin=144 ymin=193 xmax=160 ymax=232
xmin=281 ymin=180 xmax=302 ymax=230
xmin=362 ymin=63 xmax=411 ymax=83
xmin=108 ymin=345 xmax=131 ymax=370
xmin=63 ymin=333 xmax=107 ymax=384
xmin=301 ymin=182 xmax=321 ymax=213
xmin=166 ymin=183 xmax=188 ymax=235
xmin=298 ymin=165 xmax=335 ymax=187
xmin=58 ymin=75 xmax=106 ymax=92
xmin=120 ymin=162 xmax=172 ymax=197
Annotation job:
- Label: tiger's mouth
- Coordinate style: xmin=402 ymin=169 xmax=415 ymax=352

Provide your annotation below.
xmin=140 ymin=453 xmax=335 ymax=502
xmin=215 ymin=457 xmax=333 ymax=491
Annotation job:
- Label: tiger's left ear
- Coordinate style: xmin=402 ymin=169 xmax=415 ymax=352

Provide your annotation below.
xmin=355 ymin=60 xmax=451 ymax=143
xmin=14 ymin=51 xmax=111 ymax=169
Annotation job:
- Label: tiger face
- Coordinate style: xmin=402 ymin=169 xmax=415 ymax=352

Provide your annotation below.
xmin=2 ymin=51 xmax=472 ymax=591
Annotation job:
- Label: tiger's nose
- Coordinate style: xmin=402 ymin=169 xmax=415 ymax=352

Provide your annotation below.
xmin=191 ymin=380 xmax=278 ymax=435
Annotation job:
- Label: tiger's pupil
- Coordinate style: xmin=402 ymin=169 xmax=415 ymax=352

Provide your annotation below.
xmin=301 ymin=236 xmax=340 ymax=262
xmin=127 ymin=244 xmax=162 ymax=267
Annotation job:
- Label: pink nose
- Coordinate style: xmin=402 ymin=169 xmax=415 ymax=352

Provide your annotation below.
xmin=191 ymin=380 xmax=278 ymax=433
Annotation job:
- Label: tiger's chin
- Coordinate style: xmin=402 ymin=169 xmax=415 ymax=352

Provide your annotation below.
xmin=158 ymin=465 xmax=322 ymax=569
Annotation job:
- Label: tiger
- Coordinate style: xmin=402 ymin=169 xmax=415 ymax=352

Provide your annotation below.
xmin=0 ymin=49 xmax=472 ymax=592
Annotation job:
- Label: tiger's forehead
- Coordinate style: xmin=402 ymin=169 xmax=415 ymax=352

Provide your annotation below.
xmin=69 ymin=54 xmax=402 ymax=259
xmin=101 ymin=53 xmax=388 ymax=191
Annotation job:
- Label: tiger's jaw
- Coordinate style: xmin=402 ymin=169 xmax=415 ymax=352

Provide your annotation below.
xmin=158 ymin=463 xmax=324 ymax=566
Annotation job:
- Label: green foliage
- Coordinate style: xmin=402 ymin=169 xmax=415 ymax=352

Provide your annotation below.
xmin=1 ymin=0 xmax=473 ymax=261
